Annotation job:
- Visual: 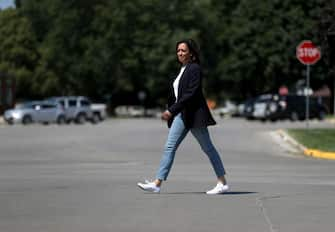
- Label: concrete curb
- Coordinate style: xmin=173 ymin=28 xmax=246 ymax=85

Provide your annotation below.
xmin=277 ymin=129 xmax=335 ymax=160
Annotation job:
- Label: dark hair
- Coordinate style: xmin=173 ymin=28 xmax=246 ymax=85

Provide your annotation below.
xmin=176 ymin=39 xmax=200 ymax=64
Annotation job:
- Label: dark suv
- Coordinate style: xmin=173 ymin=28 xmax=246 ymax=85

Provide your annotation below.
xmin=266 ymin=95 xmax=328 ymax=121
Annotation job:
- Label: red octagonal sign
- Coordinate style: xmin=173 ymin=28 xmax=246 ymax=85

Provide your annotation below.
xmin=296 ymin=40 xmax=321 ymax=65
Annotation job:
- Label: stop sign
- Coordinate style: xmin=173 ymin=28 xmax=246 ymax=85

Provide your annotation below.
xmin=296 ymin=40 xmax=321 ymax=65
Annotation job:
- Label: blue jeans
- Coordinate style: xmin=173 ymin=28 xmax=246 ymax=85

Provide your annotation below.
xmin=156 ymin=114 xmax=226 ymax=181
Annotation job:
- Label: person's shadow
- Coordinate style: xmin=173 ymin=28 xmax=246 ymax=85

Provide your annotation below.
xmin=157 ymin=191 xmax=257 ymax=195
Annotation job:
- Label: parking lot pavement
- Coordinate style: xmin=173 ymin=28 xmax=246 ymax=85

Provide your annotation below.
xmin=1 ymin=118 xmax=335 ymax=232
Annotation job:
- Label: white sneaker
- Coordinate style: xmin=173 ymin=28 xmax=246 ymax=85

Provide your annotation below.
xmin=137 ymin=180 xmax=160 ymax=193
xmin=206 ymin=183 xmax=229 ymax=195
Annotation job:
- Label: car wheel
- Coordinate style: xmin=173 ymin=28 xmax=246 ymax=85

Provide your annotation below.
xmin=260 ymin=118 xmax=267 ymax=122
xmin=6 ymin=119 xmax=14 ymax=125
xmin=22 ymin=115 xmax=33 ymax=125
xmin=270 ymin=117 xmax=278 ymax=122
xmin=290 ymin=112 xmax=299 ymax=121
xmin=91 ymin=113 xmax=101 ymax=124
xmin=76 ymin=113 xmax=86 ymax=124
xmin=57 ymin=115 xmax=66 ymax=125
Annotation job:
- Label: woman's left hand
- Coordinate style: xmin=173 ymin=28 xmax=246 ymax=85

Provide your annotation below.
xmin=161 ymin=110 xmax=172 ymax=121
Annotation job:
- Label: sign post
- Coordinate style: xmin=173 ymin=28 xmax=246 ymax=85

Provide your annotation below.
xmin=296 ymin=40 xmax=321 ymax=128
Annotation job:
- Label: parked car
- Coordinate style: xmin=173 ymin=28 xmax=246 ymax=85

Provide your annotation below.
xmin=46 ymin=96 xmax=91 ymax=124
xmin=115 ymin=105 xmax=145 ymax=117
xmin=251 ymin=94 xmax=281 ymax=121
xmin=265 ymin=95 xmax=328 ymax=121
xmin=213 ymin=100 xmax=237 ymax=118
xmin=47 ymin=96 xmax=106 ymax=124
xmin=243 ymin=94 xmax=274 ymax=120
xmin=235 ymin=103 xmax=246 ymax=117
xmin=90 ymin=103 xmax=107 ymax=122
xmin=4 ymin=101 xmax=66 ymax=125
xmin=49 ymin=96 xmax=107 ymax=124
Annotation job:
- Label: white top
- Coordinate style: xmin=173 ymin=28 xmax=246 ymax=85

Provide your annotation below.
xmin=173 ymin=65 xmax=186 ymax=101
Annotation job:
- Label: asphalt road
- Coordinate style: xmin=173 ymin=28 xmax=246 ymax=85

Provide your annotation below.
xmin=0 ymin=118 xmax=335 ymax=232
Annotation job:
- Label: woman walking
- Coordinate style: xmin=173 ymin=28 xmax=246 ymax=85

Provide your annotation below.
xmin=137 ymin=39 xmax=229 ymax=195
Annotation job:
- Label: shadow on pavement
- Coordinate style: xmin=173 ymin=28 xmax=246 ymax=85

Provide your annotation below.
xmin=223 ymin=191 xmax=258 ymax=195
xmin=156 ymin=191 xmax=257 ymax=195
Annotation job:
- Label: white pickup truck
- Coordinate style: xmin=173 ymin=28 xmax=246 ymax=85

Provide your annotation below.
xmin=47 ymin=96 xmax=107 ymax=124
xmin=91 ymin=103 xmax=107 ymax=123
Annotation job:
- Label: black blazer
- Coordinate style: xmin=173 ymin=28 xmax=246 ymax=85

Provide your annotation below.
xmin=167 ymin=62 xmax=216 ymax=128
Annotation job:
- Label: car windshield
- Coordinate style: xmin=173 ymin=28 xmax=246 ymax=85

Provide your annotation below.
xmin=15 ymin=102 xmax=40 ymax=109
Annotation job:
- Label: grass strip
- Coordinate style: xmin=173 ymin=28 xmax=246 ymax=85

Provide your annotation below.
xmin=287 ymin=128 xmax=335 ymax=152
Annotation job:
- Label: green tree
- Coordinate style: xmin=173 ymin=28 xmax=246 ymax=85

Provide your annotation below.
xmin=81 ymin=0 xmax=204 ymax=105
xmin=4 ymin=0 xmax=330 ymax=106
xmin=0 ymin=8 xmax=38 ymax=99
xmin=18 ymin=0 xmax=111 ymax=97
xmin=214 ymin=0 xmax=326 ymax=100
xmin=318 ymin=0 xmax=335 ymax=113
xmin=319 ymin=0 xmax=335 ymax=68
